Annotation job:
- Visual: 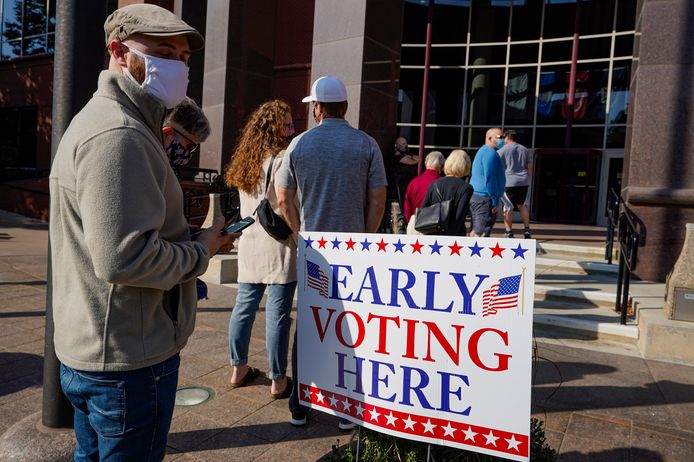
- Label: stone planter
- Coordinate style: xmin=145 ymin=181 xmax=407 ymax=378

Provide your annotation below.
xmin=664 ymin=223 xmax=694 ymax=321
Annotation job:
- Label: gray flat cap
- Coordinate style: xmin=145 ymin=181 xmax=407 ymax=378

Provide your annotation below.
xmin=104 ymin=4 xmax=204 ymax=51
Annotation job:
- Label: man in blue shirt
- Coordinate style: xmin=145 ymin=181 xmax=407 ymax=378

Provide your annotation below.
xmin=469 ymin=127 xmax=506 ymax=237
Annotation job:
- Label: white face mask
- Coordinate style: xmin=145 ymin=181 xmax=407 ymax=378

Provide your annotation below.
xmin=123 ymin=46 xmax=189 ymax=109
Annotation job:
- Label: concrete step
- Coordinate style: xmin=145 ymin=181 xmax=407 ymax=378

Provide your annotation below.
xmin=536 ymin=255 xmax=619 ymax=276
xmin=537 ymin=241 xmax=617 ymax=261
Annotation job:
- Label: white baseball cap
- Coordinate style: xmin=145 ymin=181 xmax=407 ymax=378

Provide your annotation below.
xmin=302 ymin=75 xmax=348 ymax=103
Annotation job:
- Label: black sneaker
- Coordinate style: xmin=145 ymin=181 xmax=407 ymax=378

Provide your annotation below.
xmin=338 ymin=418 xmax=356 ymax=431
xmin=524 ymin=230 xmax=532 ymax=239
xmin=290 ymin=413 xmax=307 ymax=427
xmin=503 ymin=231 xmax=514 ymax=238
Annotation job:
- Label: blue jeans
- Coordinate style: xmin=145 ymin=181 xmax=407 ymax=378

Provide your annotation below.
xmin=228 ymin=282 xmax=296 ymax=379
xmin=60 ymin=354 xmax=180 ymax=462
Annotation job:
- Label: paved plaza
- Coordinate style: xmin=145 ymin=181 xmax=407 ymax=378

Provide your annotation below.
xmin=1 ymin=210 xmax=693 ymax=461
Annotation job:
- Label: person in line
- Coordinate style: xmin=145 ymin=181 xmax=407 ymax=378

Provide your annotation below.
xmin=224 ymin=100 xmax=297 ymax=399
xmin=391 ymin=136 xmax=419 ymax=213
xmin=498 ymin=129 xmax=532 ymax=239
xmin=469 ymin=128 xmax=507 ymax=237
xmin=419 ymin=149 xmax=474 ymax=236
xmin=404 ymin=150 xmax=444 ymax=224
xmin=276 ymin=75 xmax=387 ymax=430
xmin=49 ymin=5 xmax=237 ymax=459
xmin=162 ymin=96 xmax=210 ymax=168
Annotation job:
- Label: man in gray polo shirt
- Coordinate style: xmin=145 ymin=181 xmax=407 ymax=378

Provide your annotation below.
xmin=276 ymin=75 xmax=387 ymax=429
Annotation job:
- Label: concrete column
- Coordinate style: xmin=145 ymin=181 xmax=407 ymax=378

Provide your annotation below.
xmin=622 ymin=0 xmax=694 ymax=282
xmin=200 ymin=0 xmax=278 ymax=173
xmin=309 ymin=0 xmax=403 ymax=152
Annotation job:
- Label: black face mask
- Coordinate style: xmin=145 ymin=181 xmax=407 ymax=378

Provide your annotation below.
xmin=165 ymin=138 xmax=193 ymax=166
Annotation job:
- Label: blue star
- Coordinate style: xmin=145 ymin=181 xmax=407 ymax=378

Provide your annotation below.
xmin=304 ymin=237 xmax=314 ymax=248
xmin=469 ymin=241 xmax=484 ymax=257
xmin=512 ymin=243 xmax=528 ymax=259
xmin=393 ymin=239 xmax=406 ymax=253
xmin=360 ymin=238 xmax=372 ymax=251
xmin=429 ymin=240 xmax=443 ymax=254
xmin=331 ymin=238 xmax=341 ymax=249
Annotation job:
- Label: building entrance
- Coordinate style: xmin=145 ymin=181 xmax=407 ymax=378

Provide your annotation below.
xmin=533 ymin=149 xmax=601 ymax=225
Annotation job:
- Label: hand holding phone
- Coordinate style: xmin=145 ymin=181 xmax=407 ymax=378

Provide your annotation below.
xmin=225 ymin=216 xmax=255 ymax=234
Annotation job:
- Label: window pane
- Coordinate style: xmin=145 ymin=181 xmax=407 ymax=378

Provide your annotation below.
xmin=466 ymin=68 xmax=505 ymax=126
xmin=534 ymin=127 xmax=566 ymax=148
xmin=430 ymin=46 xmax=466 ymax=66
xmin=502 ymin=127 xmax=533 ymax=148
xmin=541 ymin=40 xmax=572 ymax=62
xmin=616 ymin=0 xmax=637 ymax=31
xmin=578 ymin=36 xmax=611 ymax=60
xmin=543 ymin=1 xmax=576 ymax=39
xmin=22 ymin=35 xmax=46 ymax=56
xmin=509 ymin=43 xmax=538 ymax=65
xmin=2 ymin=39 xmax=21 ymax=59
xmin=580 ymin=0 xmax=615 ymax=36
xmin=48 ymin=0 xmax=57 ymax=32
xmin=426 ymin=127 xmax=462 ymax=150
xmin=23 ymin=0 xmax=48 ymax=37
xmin=470 ymin=1 xmax=510 ymax=43
xmin=614 ymin=34 xmax=634 ymax=58
xmin=464 ymin=128 xmax=487 ymax=150
xmin=505 ymin=68 xmax=537 ymax=125
xmin=428 ymin=69 xmax=466 ymax=124
xmin=510 ymin=0 xmax=543 ymax=41
xmin=2 ymin=0 xmax=22 ymax=41
xmin=537 ymin=65 xmax=570 ymax=124
xmin=47 ymin=33 xmax=54 ymax=54
xmin=470 ymin=45 xmax=506 ymax=66
xmin=609 ymin=62 xmax=630 ymax=124
xmin=432 ymin=3 xmax=470 ymax=44
xmin=401 ymin=46 xmax=424 ymax=66
xmin=606 ymin=125 xmax=626 ymax=148
xmin=398 ymin=70 xmax=423 ymax=124
xmin=572 ymin=127 xmax=604 ymax=148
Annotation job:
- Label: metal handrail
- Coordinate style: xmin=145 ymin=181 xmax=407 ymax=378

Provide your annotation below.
xmin=605 ymin=188 xmax=622 ymax=264
xmin=615 ymin=205 xmax=639 ymax=325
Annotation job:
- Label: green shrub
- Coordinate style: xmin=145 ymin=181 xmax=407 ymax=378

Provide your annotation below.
xmin=324 ymin=418 xmax=556 ymax=462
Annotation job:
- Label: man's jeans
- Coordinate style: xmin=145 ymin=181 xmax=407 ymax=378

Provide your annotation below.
xmin=228 ymin=282 xmax=296 ymax=379
xmin=60 ymin=354 xmax=180 ymax=462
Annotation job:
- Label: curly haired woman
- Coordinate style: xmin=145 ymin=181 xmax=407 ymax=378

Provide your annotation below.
xmin=224 ymin=100 xmax=296 ymax=398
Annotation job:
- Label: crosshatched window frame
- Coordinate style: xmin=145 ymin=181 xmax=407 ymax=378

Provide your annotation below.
xmin=397 ymin=0 xmax=638 ymax=153
xmin=1 ymin=0 xmax=56 ymax=60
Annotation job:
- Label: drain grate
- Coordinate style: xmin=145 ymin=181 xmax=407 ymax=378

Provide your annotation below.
xmin=175 ymin=385 xmax=214 ymax=407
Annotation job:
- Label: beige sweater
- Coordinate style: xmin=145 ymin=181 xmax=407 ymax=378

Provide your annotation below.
xmin=236 ymin=151 xmax=297 ymax=284
xmin=49 ymin=71 xmax=209 ymax=371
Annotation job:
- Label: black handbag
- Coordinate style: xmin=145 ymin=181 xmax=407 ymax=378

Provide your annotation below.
xmin=254 ymin=155 xmax=293 ymax=241
xmin=414 ymin=183 xmax=452 ymax=234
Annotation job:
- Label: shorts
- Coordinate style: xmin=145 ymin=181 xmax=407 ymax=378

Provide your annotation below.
xmin=470 ymin=195 xmax=495 ymax=237
xmin=505 ymin=186 xmax=528 ymax=208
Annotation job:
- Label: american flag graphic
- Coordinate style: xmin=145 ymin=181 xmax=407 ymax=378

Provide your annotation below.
xmin=306 ymin=260 xmax=329 ymax=298
xmin=482 ymin=275 xmax=521 ymax=317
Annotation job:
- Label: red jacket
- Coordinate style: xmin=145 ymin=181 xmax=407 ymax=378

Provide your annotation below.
xmin=404 ymin=168 xmax=441 ymax=222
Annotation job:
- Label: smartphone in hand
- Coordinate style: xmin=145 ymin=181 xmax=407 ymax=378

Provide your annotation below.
xmin=225 ymin=216 xmax=255 ymax=234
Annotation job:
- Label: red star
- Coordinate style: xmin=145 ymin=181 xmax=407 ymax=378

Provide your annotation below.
xmin=448 ymin=241 xmax=463 ymax=255
xmin=317 ymin=236 xmax=327 ymax=248
xmin=490 ymin=242 xmax=506 ymax=258
xmin=376 ymin=239 xmax=389 ymax=252
xmin=345 ymin=238 xmax=356 ymax=250
xmin=410 ymin=240 xmax=424 ymax=253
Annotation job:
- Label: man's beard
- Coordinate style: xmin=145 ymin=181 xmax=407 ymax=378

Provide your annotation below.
xmin=127 ymin=54 xmax=146 ymax=84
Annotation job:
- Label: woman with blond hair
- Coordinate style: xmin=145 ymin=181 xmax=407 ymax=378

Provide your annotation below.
xmin=419 ymin=149 xmax=474 ymax=236
xmin=224 ymin=100 xmax=296 ymax=398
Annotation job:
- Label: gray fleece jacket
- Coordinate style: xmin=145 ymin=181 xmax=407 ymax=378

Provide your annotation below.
xmin=49 ymin=71 xmax=210 ymax=372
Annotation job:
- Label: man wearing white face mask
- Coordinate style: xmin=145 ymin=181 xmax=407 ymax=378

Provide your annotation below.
xmin=48 ymin=5 xmax=237 ymax=460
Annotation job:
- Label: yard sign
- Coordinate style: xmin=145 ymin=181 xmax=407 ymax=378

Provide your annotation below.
xmin=297 ymin=233 xmax=535 ymax=461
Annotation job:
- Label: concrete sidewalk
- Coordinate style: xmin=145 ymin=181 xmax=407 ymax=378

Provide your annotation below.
xmin=1 ymin=210 xmax=693 ymax=461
